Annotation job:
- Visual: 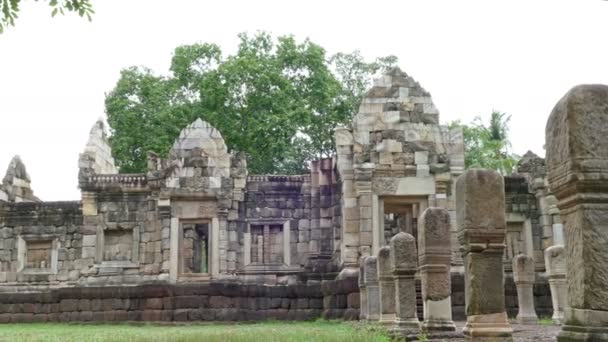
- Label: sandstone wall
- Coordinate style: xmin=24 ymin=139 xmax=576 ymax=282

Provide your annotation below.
xmin=87 ymin=192 xmax=166 ymax=284
xmin=0 ymin=273 xmax=553 ymax=323
xmin=0 ymin=202 xmax=82 ymax=286
xmin=0 ymin=277 xmax=359 ymax=323
xmin=0 ymin=169 xmax=342 ymax=288
xmin=244 ymin=175 xmax=312 ymax=269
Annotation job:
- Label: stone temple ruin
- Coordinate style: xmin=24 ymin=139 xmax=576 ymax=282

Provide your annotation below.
xmin=0 ymin=68 xmax=607 ymax=341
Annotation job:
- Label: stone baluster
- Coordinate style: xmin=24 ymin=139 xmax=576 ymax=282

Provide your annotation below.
xmin=544 ymin=245 xmax=566 ymax=325
xmin=513 ymin=254 xmax=538 ymax=324
xmin=377 ymin=246 xmax=396 ymax=324
xmin=456 ymin=169 xmax=513 ymax=340
xmin=389 ymin=232 xmax=420 ymax=333
xmin=418 ymin=207 xmax=456 ymax=332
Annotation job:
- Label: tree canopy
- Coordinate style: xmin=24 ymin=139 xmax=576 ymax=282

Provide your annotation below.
xmin=0 ymin=0 xmax=93 ymax=33
xmin=105 ymin=32 xmax=398 ymax=174
xmin=449 ymin=111 xmax=519 ymax=175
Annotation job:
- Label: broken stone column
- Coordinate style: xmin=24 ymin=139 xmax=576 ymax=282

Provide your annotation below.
xmin=545 ymin=245 xmax=566 ymax=325
xmin=546 ymin=85 xmax=608 ymax=341
xmin=390 ymin=232 xmax=420 ymax=333
xmin=512 ymin=254 xmax=538 ymax=325
xmin=418 ymin=207 xmax=456 ymax=332
xmin=377 ymin=246 xmax=396 ymax=324
xmin=359 ymin=257 xmax=368 ymax=320
xmin=456 ymin=169 xmax=513 ymax=340
xmin=363 ymin=256 xmax=380 ymax=321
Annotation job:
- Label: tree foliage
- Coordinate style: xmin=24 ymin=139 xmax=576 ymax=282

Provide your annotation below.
xmin=449 ymin=111 xmax=519 ymax=175
xmin=106 ymin=32 xmax=398 ymax=174
xmin=0 ymin=0 xmax=93 ymax=33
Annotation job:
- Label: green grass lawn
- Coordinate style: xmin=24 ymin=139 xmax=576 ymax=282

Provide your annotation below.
xmin=0 ymin=320 xmax=392 ymax=342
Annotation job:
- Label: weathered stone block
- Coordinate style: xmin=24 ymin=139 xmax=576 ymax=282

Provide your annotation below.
xmin=82 ymin=247 xmax=96 ymax=259
xmin=145 ymin=298 xmax=163 ymax=310
xmin=59 ymin=299 xmax=78 ymax=312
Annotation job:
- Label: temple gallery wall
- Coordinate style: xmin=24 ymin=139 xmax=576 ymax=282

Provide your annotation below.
xmin=2 ymin=68 xmax=603 ymax=341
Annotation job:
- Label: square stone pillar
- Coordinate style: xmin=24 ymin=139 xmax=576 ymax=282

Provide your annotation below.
xmin=358 ymin=258 xmax=368 ymax=320
xmin=545 ymin=245 xmax=567 ymax=325
xmin=377 ymin=246 xmax=396 ymax=324
xmin=546 ymin=85 xmax=608 ymax=341
xmin=363 ymin=256 xmax=380 ymax=321
xmin=513 ymin=254 xmax=538 ymax=325
xmin=389 ymin=232 xmax=420 ymax=334
xmin=418 ymin=207 xmax=456 ymax=332
xmin=456 ymin=169 xmax=513 ymax=340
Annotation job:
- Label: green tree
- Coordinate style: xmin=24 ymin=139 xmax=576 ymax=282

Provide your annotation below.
xmin=105 ymin=32 xmax=397 ymax=174
xmin=1 ymin=0 xmax=93 ymax=33
xmin=449 ymin=111 xmax=519 ymax=174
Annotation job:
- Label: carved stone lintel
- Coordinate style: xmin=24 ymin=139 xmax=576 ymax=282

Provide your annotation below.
xmin=372 ymin=178 xmax=398 ymax=195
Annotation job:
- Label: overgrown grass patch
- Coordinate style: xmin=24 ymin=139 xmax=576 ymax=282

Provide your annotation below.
xmin=538 ymin=317 xmax=554 ymax=326
xmin=0 ymin=320 xmax=393 ymax=342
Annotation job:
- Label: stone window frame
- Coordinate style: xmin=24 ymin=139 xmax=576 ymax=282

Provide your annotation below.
xmin=17 ymin=234 xmax=59 ymax=275
xmin=95 ymin=225 xmax=140 ymax=269
xmin=243 ymin=220 xmax=291 ymax=270
xmin=177 ymin=219 xmax=212 ymax=278
xmin=169 ymin=215 xmax=220 ymax=282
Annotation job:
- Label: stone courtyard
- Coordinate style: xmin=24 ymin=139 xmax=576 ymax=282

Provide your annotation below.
xmin=0 ymin=68 xmax=607 ymax=341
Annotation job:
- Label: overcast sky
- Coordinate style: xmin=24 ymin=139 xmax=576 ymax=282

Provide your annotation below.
xmin=1 ymin=0 xmax=607 ymax=201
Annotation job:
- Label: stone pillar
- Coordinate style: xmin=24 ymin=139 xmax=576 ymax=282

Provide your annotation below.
xmin=356 ymin=163 xmax=375 ymax=257
xmin=418 ymin=207 xmax=456 ymax=332
xmin=363 ymin=255 xmax=380 ymax=321
xmin=513 ymin=254 xmax=538 ymax=325
xmin=377 ymin=246 xmax=396 ymax=324
xmin=359 ymin=258 xmax=368 ymax=320
xmin=456 ymin=169 xmax=513 ymax=340
xmin=335 ymin=126 xmax=358 ymax=276
xmin=546 ymin=85 xmax=608 ymax=341
xmin=389 ymin=232 xmax=420 ymax=333
xmin=545 ymin=245 xmax=566 ymax=325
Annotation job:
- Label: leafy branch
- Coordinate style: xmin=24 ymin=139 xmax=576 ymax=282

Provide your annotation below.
xmin=0 ymin=0 xmax=93 ymax=33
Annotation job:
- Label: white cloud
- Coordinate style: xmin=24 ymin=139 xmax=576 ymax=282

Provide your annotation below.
xmin=1 ymin=0 xmax=607 ymax=200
